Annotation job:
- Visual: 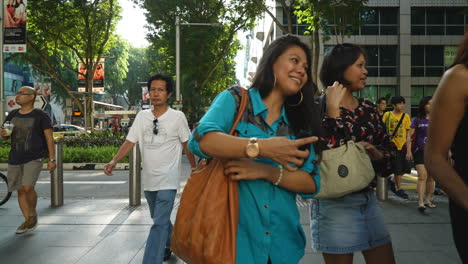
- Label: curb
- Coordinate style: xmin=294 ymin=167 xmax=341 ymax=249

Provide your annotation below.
xmin=0 ymin=163 xmax=130 ymax=171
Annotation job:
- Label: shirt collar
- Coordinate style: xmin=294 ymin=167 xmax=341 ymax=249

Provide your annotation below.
xmin=249 ymin=88 xmax=289 ymax=125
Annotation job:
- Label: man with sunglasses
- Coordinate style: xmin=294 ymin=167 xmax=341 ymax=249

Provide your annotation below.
xmin=1 ymin=86 xmax=56 ymax=234
xmin=104 ymin=74 xmax=196 ymax=264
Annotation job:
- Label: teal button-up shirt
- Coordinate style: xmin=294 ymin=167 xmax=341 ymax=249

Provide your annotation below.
xmin=189 ymin=87 xmax=320 ymax=264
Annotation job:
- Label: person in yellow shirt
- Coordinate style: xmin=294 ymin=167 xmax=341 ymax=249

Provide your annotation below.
xmin=383 ymin=96 xmax=411 ymax=199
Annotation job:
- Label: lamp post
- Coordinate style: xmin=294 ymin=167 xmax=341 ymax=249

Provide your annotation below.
xmin=175 ymin=16 xmax=221 ymax=105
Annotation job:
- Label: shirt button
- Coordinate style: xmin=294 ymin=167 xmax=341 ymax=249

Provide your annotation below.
xmin=269 ymin=132 xmax=274 ymax=136
xmin=265 ymin=231 xmax=270 ymax=235
xmin=264 ymin=205 xmax=268 ymax=209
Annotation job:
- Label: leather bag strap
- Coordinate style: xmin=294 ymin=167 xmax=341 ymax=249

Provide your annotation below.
xmin=228 ymin=87 xmax=248 ymax=135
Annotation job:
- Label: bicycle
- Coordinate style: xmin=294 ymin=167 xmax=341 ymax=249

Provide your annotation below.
xmin=0 ymin=172 xmax=12 ymax=206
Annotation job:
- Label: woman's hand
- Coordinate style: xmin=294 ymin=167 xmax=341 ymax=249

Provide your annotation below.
xmin=259 ymin=136 xmax=318 ymax=171
xmin=326 ymin=81 xmax=347 ymax=118
xmin=224 ymin=159 xmax=274 ymax=181
xmin=359 ymin=141 xmax=384 ymax=161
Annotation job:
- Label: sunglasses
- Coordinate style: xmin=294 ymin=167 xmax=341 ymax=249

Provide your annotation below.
xmin=153 ymin=119 xmax=159 ymax=135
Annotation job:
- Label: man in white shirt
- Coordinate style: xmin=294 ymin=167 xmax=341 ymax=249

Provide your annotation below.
xmin=104 ymin=74 xmax=196 ymax=264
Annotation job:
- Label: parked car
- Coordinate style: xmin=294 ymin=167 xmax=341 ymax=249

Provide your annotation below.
xmin=53 ymin=124 xmax=90 ymax=139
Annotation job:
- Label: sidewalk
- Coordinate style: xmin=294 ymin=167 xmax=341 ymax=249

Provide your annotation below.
xmin=0 ymin=186 xmax=461 ymax=263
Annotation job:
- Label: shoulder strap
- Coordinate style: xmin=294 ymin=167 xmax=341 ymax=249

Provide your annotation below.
xmin=228 ymin=87 xmax=248 ymax=135
xmin=3 ymin=109 xmax=19 ymax=125
xmin=391 ymin=113 xmax=406 ymax=138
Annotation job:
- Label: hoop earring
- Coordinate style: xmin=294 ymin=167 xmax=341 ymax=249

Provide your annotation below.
xmin=288 ymin=91 xmax=303 ymax=107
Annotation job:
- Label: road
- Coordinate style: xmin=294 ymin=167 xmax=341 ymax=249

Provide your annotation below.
xmin=1 ymin=156 xmax=193 ymax=199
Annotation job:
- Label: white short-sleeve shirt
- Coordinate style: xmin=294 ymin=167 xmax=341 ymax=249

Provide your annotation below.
xmin=126 ymin=107 xmax=191 ymax=191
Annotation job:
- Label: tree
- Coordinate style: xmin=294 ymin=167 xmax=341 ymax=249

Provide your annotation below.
xmin=21 ymin=0 xmax=121 ymax=129
xmin=134 ymin=0 xmax=263 ymax=123
xmin=102 ymin=37 xmax=130 ymax=105
xmin=121 ymin=46 xmax=153 ymax=109
xmin=294 ymin=0 xmax=368 ymax=89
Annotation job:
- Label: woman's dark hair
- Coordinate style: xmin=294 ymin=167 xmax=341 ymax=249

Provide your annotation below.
xmin=250 ymin=34 xmax=320 ymax=139
xmin=15 ymin=0 xmax=23 ymax=8
xmin=147 ymin=74 xmax=174 ymax=94
xmin=319 ymin=43 xmax=367 ymax=87
xmin=418 ymin=96 xmax=432 ymax=119
xmin=451 ymin=32 xmax=468 ymax=69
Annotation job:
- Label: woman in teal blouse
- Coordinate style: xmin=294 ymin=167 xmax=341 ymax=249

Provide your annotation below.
xmin=188 ymin=35 xmax=321 ymax=263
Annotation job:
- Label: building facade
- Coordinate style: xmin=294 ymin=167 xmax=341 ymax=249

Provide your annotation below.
xmin=246 ymin=0 xmax=468 ymax=115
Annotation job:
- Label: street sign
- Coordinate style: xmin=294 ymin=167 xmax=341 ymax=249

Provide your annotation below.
xmin=6 ymin=95 xmax=48 ymax=112
xmin=35 ymin=95 xmax=48 ymax=110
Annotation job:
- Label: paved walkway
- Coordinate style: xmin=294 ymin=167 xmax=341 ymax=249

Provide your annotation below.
xmin=0 ymin=173 xmax=461 ymax=263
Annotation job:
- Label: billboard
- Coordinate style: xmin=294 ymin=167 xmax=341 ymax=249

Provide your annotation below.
xmin=3 ymin=0 xmax=27 ymax=53
xmin=34 ymin=82 xmax=52 ymax=98
xmin=78 ymin=59 xmax=105 ymax=92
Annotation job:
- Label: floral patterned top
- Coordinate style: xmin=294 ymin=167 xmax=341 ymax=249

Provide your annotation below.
xmin=318 ymin=97 xmax=396 ymax=176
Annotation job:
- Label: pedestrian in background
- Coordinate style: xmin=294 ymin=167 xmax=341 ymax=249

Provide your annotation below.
xmin=376 ymin=97 xmax=387 ymax=122
xmin=188 ymin=35 xmax=320 ymax=263
xmin=104 ymin=74 xmax=196 ymax=264
xmin=311 ymin=43 xmax=396 ymax=264
xmin=406 ymin=96 xmax=435 ymax=212
xmin=383 ymin=96 xmax=411 ymax=199
xmin=425 ymin=33 xmax=468 ymax=263
xmin=0 ymin=86 xmax=56 ymax=234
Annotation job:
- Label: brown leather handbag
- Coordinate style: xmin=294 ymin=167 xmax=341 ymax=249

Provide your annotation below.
xmin=171 ymin=87 xmax=248 ymax=264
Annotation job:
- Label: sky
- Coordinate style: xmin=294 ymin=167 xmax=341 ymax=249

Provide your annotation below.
xmin=116 ymin=0 xmax=248 ymax=85
xmin=116 ymin=0 xmax=149 ymax=48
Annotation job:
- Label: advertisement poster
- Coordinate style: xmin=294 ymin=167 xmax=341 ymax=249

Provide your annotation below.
xmin=142 ymin=86 xmax=150 ymax=107
xmin=77 ymin=59 xmax=105 ymax=92
xmin=34 ymin=82 xmax=52 ymax=97
xmin=3 ymin=0 xmax=27 ymax=53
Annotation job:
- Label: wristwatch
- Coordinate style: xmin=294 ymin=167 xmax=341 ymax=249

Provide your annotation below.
xmin=245 ymin=137 xmax=260 ymax=159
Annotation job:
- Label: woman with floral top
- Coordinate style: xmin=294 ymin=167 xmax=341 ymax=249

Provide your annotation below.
xmin=310 ymin=43 xmax=396 ymax=264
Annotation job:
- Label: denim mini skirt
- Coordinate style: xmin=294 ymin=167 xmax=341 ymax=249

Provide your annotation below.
xmin=310 ymin=189 xmax=391 ymax=254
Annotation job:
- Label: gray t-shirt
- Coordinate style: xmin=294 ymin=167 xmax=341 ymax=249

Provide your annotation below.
xmin=8 ymin=109 xmax=52 ymax=165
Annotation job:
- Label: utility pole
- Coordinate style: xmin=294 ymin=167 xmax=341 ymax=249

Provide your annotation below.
xmin=0 ymin=0 xmax=5 ymax=124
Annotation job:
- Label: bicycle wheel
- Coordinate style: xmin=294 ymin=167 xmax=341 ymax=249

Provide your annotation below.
xmin=0 ymin=172 xmax=12 ymax=206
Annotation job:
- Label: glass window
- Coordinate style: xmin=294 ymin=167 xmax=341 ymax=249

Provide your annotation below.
xmin=427 ymin=26 xmax=444 ymax=35
xmin=411 ymin=8 xmax=425 ymax=24
xmin=426 ymin=67 xmax=444 ymax=77
xmin=446 ymin=8 xmax=464 ymax=24
xmin=367 ymin=67 xmax=378 ymax=77
xmin=411 ymin=67 xmax=425 ymax=77
xmin=446 ymin=26 xmax=464 ymax=35
xmin=411 ymin=26 xmax=425 ymax=35
xmin=361 ymin=9 xmax=378 ymax=24
xmin=426 ymin=8 xmax=444 ymax=24
xmin=425 ymin=86 xmax=437 ymax=96
xmin=380 ymin=8 xmax=398 ymax=24
xmin=380 ymin=46 xmax=397 ymax=66
xmin=411 ymin=46 xmax=424 ymax=66
xmin=411 ymin=86 xmax=424 ymax=106
xmin=361 ymin=25 xmax=379 ymax=35
xmin=364 ymin=46 xmax=378 ymax=66
xmin=381 ymin=26 xmax=397 ymax=35
xmin=426 ymin=46 xmax=444 ymax=66
xmin=379 ymin=86 xmax=397 ymax=100
xmin=360 ymin=86 xmax=377 ymax=102
xmin=380 ymin=68 xmax=396 ymax=77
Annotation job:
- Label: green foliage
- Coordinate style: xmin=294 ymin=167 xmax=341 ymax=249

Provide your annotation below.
xmin=63 ymin=146 xmax=126 ymax=163
xmin=121 ymin=46 xmax=153 ymax=107
xmin=0 ymin=147 xmax=8 ymax=163
xmin=135 ymin=0 xmax=263 ymax=124
xmin=62 ymin=132 xmax=125 ymax=147
xmin=22 ymin=0 xmax=122 ymax=129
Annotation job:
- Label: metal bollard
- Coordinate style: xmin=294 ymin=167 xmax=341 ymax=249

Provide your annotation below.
xmin=129 ymin=143 xmax=141 ymax=206
xmin=51 ymin=142 xmax=64 ymax=207
xmin=376 ymin=174 xmax=388 ymax=201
